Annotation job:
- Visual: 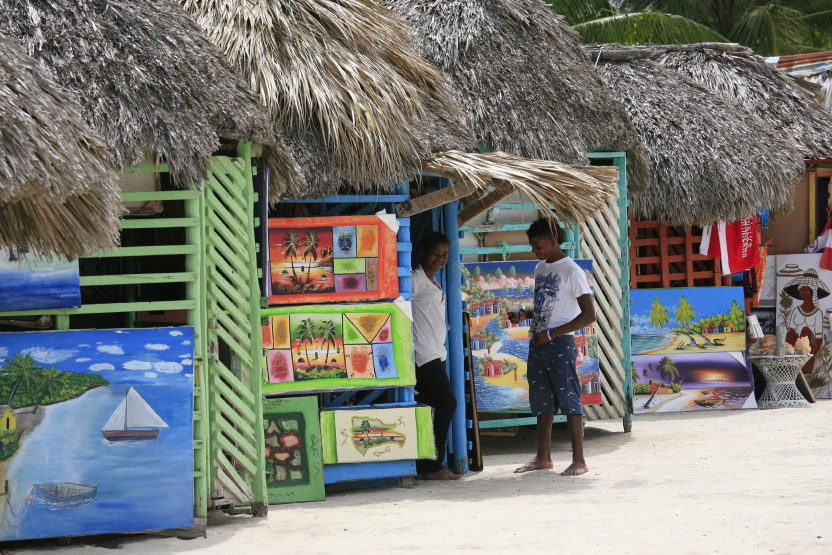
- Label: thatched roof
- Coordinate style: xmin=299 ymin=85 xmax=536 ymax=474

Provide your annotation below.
xmin=388 ymin=0 xmax=650 ymax=193
xmin=183 ymin=0 xmax=474 ymax=200
xmin=0 ymin=0 xmax=281 ymax=187
xmin=587 ymin=44 xmax=806 ymax=224
xmin=644 ymin=43 xmax=832 ymax=160
xmin=0 ymin=34 xmax=121 ymax=258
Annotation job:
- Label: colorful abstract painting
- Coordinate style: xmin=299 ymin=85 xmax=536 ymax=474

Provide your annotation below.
xmin=262 ymin=396 xmax=324 ymax=504
xmin=267 ymin=215 xmax=399 ymax=305
xmin=0 ymin=327 xmax=194 ymax=541
xmin=632 ymin=352 xmax=756 ymax=414
xmin=776 ymin=254 xmax=832 ymax=398
xmin=630 ymin=287 xmax=747 ymax=356
xmin=462 ymin=260 xmax=601 ymax=412
xmin=262 ymin=301 xmax=415 ymax=394
xmin=319 ymin=406 xmax=435 ymax=464
xmin=0 ymin=247 xmax=81 ymax=312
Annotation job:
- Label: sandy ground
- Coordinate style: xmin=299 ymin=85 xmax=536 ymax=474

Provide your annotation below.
xmin=9 ymin=401 xmax=832 ymax=555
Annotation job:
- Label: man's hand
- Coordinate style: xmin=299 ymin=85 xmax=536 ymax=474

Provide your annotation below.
xmin=507 ymin=308 xmax=528 ymax=324
xmin=532 ymin=330 xmax=551 ymax=346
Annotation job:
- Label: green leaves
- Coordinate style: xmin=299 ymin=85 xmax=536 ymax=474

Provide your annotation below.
xmin=575 ymin=12 xmax=727 ymax=47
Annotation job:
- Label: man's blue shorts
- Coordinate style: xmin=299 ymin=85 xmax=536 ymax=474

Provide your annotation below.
xmin=527 ymin=335 xmax=583 ymax=416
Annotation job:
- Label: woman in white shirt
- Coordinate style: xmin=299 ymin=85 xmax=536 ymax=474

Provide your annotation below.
xmin=411 ymin=232 xmax=460 ymax=480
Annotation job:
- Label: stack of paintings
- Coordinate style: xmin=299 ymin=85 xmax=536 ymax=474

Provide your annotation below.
xmin=461 ymin=260 xmax=601 ymax=413
xmin=0 ymin=327 xmax=194 ymax=541
xmin=267 ymin=215 xmax=399 ymax=305
xmin=775 ymin=254 xmax=832 ymax=398
xmin=262 ymin=302 xmax=415 ymax=394
xmin=630 ymin=287 xmax=756 ymax=414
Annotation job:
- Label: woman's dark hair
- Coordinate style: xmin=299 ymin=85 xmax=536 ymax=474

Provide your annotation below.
xmin=526 ymin=217 xmax=562 ymax=244
xmin=418 ymin=232 xmax=450 ymax=261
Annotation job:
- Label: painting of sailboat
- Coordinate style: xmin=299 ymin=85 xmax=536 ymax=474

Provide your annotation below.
xmin=101 ymin=387 xmax=168 ymax=441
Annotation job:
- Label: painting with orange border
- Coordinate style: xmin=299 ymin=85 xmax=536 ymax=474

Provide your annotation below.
xmin=267 ymin=215 xmax=399 ymax=305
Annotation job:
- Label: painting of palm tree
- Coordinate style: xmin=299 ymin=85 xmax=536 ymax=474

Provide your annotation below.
xmin=649 ymin=297 xmax=670 ymax=332
xmin=297 ymin=319 xmax=316 ymax=362
xmin=319 ymin=320 xmax=338 ymax=363
xmin=0 ymin=354 xmax=40 ymax=405
xmin=302 ymin=231 xmax=320 ymax=285
xmin=32 ymin=366 xmax=68 ymax=414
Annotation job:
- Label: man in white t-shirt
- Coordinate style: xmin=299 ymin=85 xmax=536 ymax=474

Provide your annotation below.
xmin=510 ymin=218 xmax=595 ymax=476
xmin=411 ymin=232 xmax=460 ymax=480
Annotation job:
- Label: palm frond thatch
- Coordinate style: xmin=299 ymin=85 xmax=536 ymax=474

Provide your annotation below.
xmin=649 ymin=44 xmax=832 ymax=159
xmin=424 ymin=151 xmax=618 ymax=223
xmin=589 ymin=52 xmax=804 ymax=224
xmin=388 ymin=0 xmax=651 ymax=193
xmin=0 ymin=34 xmax=122 ymax=258
xmin=0 ymin=0 xmax=282 ymax=187
xmin=183 ymin=0 xmax=474 ymax=200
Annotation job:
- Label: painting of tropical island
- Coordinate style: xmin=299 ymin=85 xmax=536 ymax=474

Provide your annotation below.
xmin=0 ymin=246 xmax=80 ymax=312
xmin=0 ymin=327 xmax=194 ymax=541
xmin=632 ymin=352 xmax=756 ymax=414
xmin=267 ymin=216 xmax=399 ymax=305
xmin=630 ymin=287 xmax=747 ymax=355
xmin=462 ymin=260 xmax=602 ymax=412
xmin=262 ymin=303 xmax=414 ymax=394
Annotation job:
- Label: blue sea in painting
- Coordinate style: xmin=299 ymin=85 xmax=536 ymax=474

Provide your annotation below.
xmin=0 ymin=250 xmax=81 ymax=311
xmin=632 ymin=334 xmax=676 ymax=354
xmin=0 ymin=328 xmax=194 ymax=541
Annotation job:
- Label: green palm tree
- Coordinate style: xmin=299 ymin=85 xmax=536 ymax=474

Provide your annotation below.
xmin=0 ymin=354 xmax=41 ymax=405
xmin=302 ymin=231 xmax=320 ymax=285
xmin=282 ymin=231 xmax=301 ymax=283
xmin=657 ymin=356 xmax=680 ymax=385
xmin=648 ymin=297 xmax=670 ymax=332
xmin=675 ymin=295 xmax=712 ymax=346
xmin=32 ymin=366 xmax=68 ymax=414
xmin=319 ymin=320 xmax=338 ymax=366
xmin=549 ymin=0 xmax=832 ymax=55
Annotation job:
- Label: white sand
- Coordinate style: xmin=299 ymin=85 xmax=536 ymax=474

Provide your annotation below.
xmin=16 ymin=401 xmax=832 ymax=554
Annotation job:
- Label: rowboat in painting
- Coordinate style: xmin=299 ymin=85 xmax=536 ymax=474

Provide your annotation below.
xmin=694 ymin=399 xmax=723 ymax=407
xmin=101 ymin=386 xmax=168 ymax=441
xmin=33 ymin=482 xmax=97 ymax=506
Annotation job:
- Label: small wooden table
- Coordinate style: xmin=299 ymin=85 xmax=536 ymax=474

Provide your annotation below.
xmin=749 ymin=355 xmax=813 ymax=409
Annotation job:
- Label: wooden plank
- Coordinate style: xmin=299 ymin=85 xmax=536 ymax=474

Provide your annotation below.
xmin=211 ymin=322 xmax=254 ymax=369
xmin=213 ymin=431 xmax=258 ymax=476
xmin=87 ymin=244 xmax=199 ymax=258
xmin=207 ymin=249 xmax=250 ymax=292
xmin=456 ymin=187 xmax=515 ymax=226
xmin=210 ymin=362 xmax=256 ymax=407
xmin=119 ymin=218 xmax=199 ymax=229
xmin=214 ymin=453 xmax=254 ymax=502
xmin=119 ymin=190 xmax=198 ymax=202
xmin=207 ymin=231 xmax=252 ymax=281
xmin=397 ymin=182 xmax=478 ymax=217
xmin=210 ymin=401 xmax=257 ymax=446
xmin=80 ymin=272 xmax=197 ymax=286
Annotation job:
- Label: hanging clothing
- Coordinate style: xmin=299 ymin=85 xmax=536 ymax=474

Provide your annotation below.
xmin=699 ymin=216 xmax=761 ymax=275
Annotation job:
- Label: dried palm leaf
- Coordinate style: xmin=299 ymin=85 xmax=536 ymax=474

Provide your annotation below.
xmin=424 ymin=151 xmax=618 ymax=223
xmin=0 ymin=33 xmax=121 ymax=257
xmin=184 ymin=0 xmax=473 ymax=200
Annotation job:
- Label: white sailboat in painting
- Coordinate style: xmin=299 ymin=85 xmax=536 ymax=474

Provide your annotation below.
xmin=101 ymin=387 xmax=168 ymax=441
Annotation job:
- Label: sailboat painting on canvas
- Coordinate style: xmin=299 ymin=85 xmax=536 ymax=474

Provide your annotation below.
xmin=0 ymin=327 xmax=194 ymax=541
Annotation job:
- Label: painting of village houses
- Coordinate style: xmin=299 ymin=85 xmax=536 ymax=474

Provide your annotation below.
xmin=631 ymin=352 xmax=756 ymax=414
xmin=0 ymin=327 xmax=194 ymax=541
xmin=262 ymin=303 xmax=415 ymax=394
xmin=462 ymin=260 xmax=602 ymax=412
xmin=267 ymin=215 xmax=399 ymax=305
xmin=775 ymin=254 xmax=832 ymax=398
xmin=630 ymin=287 xmax=747 ymax=356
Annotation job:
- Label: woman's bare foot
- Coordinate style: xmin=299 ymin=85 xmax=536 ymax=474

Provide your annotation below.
xmin=417 ymin=469 xmax=461 ymax=480
xmin=514 ymin=459 xmax=554 ymax=473
xmin=560 ymin=462 xmax=588 ymax=476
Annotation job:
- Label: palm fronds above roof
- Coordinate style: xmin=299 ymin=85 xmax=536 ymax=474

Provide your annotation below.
xmin=0 ymin=33 xmax=121 ymax=258
xmin=388 ymin=0 xmax=650 ymax=193
xmin=183 ymin=0 xmax=474 ymax=200
xmin=0 ymin=0 xmax=280 ymax=187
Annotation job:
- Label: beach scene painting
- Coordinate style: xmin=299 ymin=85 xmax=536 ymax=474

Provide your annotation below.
xmin=632 ymin=351 xmax=756 ymax=414
xmin=630 ymin=287 xmax=747 ymax=355
xmin=319 ymin=406 xmax=435 ymax=464
xmin=0 ymin=327 xmax=194 ymax=541
xmin=262 ymin=302 xmax=415 ymax=394
xmin=262 ymin=396 xmax=325 ymax=504
xmin=775 ymin=254 xmax=832 ymax=398
xmin=462 ymin=260 xmax=602 ymax=412
xmin=267 ymin=215 xmax=399 ymax=305
xmin=0 ymin=247 xmax=81 ymax=312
